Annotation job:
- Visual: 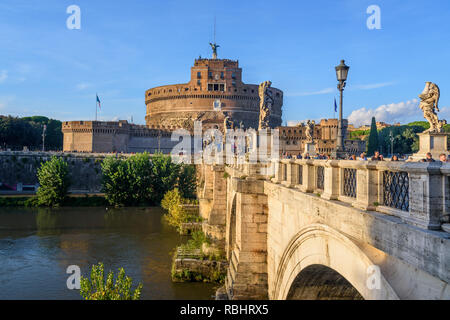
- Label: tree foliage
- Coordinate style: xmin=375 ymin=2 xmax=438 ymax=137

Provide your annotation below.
xmin=367 ymin=117 xmax=379 ymax=156
xmin=149 ymin=153 xmax=181 ymax=204
xmin=80 ymin=262 xmax=143 ymax=300
xmin=0 ymin=115 xmax=62 ymax=150
xmin=161 ymin=188 xmax=187 ymax=230
xmin=36 ymin=156 xmax=70 ymax=206
xmin=178 ymin=165 xmax=197 ymax=199
xmin=101 ymin=153 xmax=195 ymax=207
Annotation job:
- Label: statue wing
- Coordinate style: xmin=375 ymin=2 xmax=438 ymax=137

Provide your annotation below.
xmin=435 ymin=84 xmax=440 ymax=110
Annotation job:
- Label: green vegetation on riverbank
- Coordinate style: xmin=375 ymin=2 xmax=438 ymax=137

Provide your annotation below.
xmin=1 ymin=152 xmax=197 ymax=208
xmin=162 ymin=188 xmax=201 ymax=233
xmin=171 ymin=231 xmax=226 ymax=284
xmin=101 ymin=152 xmax=196 ymax=207
xmin=80 ymin=262 xmax=143 ymax=300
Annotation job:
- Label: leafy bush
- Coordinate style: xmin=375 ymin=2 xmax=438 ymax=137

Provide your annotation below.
xmin=36 ymin=156 xmax=70 ymax=207
xmin=101 ymin=153 xmax=196 ymax=207
xmin=101 ymin=156 xmax=133 ymax=206
xmin=80 ymin=262 xmax=143 ymax=300
xmin=162 ymin=188 xmax=188 ymax=230
xmin=178 ymin=165 xmax=197 ymax=199
xmin=149 ymin=153 xmax=180 ymax=204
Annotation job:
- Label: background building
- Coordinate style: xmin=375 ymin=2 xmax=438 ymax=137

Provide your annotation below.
xmin=279 ymin=119 xmax=366 ymax=156
xmin=62 ymin=120 xmax=177 ymax=153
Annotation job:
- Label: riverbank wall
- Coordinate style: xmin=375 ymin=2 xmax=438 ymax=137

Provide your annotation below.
xmin=0 ymin=151 xmax=110 ymax=194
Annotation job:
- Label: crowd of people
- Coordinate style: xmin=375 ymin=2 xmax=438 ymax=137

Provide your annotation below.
xmin=281 ymin=150 xmax=450 ymax=163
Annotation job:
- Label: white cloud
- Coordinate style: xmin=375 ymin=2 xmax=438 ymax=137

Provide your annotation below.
xmin=287 ymin=87 xmax=334 ymax=97
xmin=348 ymin=99 xmax=423 ymax=127
xmin=0 ymin=70 xmax=8 ymax=83
xmin=351 ymin=82 xmax=395 ymax=90
xmin=286 ymin=81 xmax=394 ymax=97
xmin=76 ymin=82 xmax=91 ymax=90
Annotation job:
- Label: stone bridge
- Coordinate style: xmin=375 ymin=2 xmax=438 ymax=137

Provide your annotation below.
xmin=197 ymin=159 xmax=450 ymax=300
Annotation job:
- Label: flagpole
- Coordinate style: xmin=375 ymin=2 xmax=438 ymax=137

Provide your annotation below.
xmin=95 ymin=93 xmax=98 ymax=121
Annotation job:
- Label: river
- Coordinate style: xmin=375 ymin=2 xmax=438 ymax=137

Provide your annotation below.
xmin=0 ymin=206 xmax=217 ymax=300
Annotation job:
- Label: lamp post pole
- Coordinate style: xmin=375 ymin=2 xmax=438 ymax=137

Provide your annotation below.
xmin=333 ymin=60 xmax=350 ymax=159
xmin=42 ymin=124 xmax=47 ymax=152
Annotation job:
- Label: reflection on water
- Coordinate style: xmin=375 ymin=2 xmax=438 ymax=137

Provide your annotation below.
xmin=0 ymin=207 xmax=217 ymax=300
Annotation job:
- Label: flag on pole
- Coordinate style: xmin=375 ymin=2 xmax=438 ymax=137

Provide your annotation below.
xmin=334 ymin=97 xmax=338 ymax=113
xmin=96 ymin=94 xmax=101 ymax=109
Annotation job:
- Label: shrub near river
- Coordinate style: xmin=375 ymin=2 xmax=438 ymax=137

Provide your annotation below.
xmin=1 ymin=153 xmax=196 ymax=208
xmin=101 ymin=152 xmax=196 ymax=207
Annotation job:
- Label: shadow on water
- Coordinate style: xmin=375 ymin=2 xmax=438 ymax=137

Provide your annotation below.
xmin=0 ymin=206 xmax=217 ymax=300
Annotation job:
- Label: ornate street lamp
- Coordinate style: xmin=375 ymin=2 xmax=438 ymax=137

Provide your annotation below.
xmin=334 ymin=60 xmax=350 ymax=159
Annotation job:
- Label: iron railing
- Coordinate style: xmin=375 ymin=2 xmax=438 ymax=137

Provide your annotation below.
xmin=383 ymin=171 xmax=409 ymax=211
xmin=316 ymin=166 xmax=324 ymax=190
xmin=343 ymin=168 xmax=357 ymax=198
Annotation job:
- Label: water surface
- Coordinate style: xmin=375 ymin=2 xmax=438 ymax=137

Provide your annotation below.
xmin=0 ymin=206 xmax=217 ymax=300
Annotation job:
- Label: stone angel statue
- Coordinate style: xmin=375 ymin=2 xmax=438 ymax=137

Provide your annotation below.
xmin=419 ymin=82 xmax=446 ymax=133
xmin=305 ymin=120 xmax=315 ymax=142
xmin=258 ymin=81 xmax=274 ymax=130
xmin=223 ymin=113 xmax=234 ymax=134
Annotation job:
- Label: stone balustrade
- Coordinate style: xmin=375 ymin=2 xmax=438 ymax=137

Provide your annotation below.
xmin=268 ymin=159 xmax=450 ymax=231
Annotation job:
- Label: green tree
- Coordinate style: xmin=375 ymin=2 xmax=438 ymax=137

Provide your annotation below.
xmin=101 ymin=156 xmax=134 ymax=206
xmin=36 ymin=156 xmax=70 ymax=206
xmin=0 ymin=115 xmax=62 ymax=150
xmin=80 ymin=262 xmax=143 ymax=300
xmin=161 ymin=188 xmax=187 ymax=230
xmin=127 ymin=152 xmax=153 ymax=204
xmin=150 ymin=153 xmax=180 ymax=204
xmin=178 ymin=165 xmax=197 ymax=199
xmin=367 ymin=117 xmax=379 ymax=156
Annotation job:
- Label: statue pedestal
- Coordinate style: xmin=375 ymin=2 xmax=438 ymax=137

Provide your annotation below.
xmin=411 ymin=132 xmax=449 ymax=161
xmin=303 ymin=142 xmax=317 ymax=157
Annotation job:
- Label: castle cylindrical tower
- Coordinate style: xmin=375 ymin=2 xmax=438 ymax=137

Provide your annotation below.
xmin=145 ymin=58 xmax=283 ymax=131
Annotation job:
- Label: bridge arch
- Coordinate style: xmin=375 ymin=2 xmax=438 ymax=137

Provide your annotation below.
xmin=272 ymin=224 xmax=399 ymax=300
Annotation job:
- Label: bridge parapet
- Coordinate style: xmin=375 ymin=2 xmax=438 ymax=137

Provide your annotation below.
xmin=272 ymin=159 xmax=450 ymax=231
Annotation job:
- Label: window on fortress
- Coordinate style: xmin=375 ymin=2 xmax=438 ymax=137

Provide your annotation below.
xmin=197 ymin=72 xmax=201 ymax=78
xmin=232 ymin=72 xmax=236 ymax=80
xmin=197 ymin=80 xmax=201 ymax=86
xmin=220 ymin=72 xmax=224 ymax=79
xmin=208 ymin=83 xmax=225 ymax=92
xmin=208 ymin=72 xmax=213 ymax=79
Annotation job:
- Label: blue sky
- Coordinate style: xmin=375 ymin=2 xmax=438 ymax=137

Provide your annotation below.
xmin=0 ymin=0 xmax=449 ymax=126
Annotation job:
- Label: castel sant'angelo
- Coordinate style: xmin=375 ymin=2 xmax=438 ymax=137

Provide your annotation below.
xmin=62 ymin=44 xmax=364 ymax=155
xmin=62 ymin=44 xmax=284 ymax=153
